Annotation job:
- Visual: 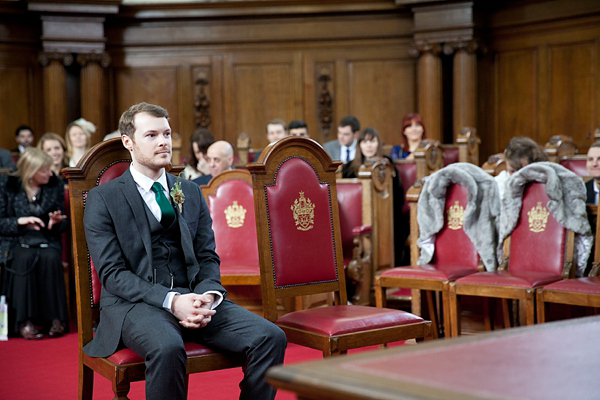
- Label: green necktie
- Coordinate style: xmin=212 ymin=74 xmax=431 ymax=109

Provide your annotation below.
xmin=151 ymin=182 xmax=175 ymax=228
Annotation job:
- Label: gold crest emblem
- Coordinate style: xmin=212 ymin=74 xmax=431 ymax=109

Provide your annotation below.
xmin=291 ymin=191 xmax=315 ymax=231
xmin=447 ymin=201 xmax=464 ymax=230
xmin=224 ymin=201 xmax=246 ymax=228
xmin=528 ymin=202 xmax=549 ymax=233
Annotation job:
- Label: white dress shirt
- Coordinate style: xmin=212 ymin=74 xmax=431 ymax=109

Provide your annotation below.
xmin=340 ymin=139 xmax=357 ymax=164
xmin=129 ymin=166 xmax=223 ymax=312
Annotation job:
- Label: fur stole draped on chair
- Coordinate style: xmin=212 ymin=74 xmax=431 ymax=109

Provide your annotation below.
xmin=417 ymin=163 xmax=501 ymax=271
xmin=500 ymin=162 xmax=592 ymax=276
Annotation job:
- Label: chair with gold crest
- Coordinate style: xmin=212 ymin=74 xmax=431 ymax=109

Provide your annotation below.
xmin=64 ymin=138 xmax=244 ymax=400
xmin=247 ymin=137 xmax=432 ymax=357
xmin=449 ymin=162 xmax=589 ymax=336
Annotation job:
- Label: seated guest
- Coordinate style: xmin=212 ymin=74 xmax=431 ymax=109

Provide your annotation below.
xmin=342 ymin=127 xmax=407 ymax=266
xmin=192 ymin=140 xmax=234 ymax=186
xmin=495 ymin=136 xmax=548 ymax=200
xmin=266 ymin=119 xmax=288 ymax=144
xmin=183 ymin=128 xmax=214 ymax=181
xmin=65 ymin=118 xmax=96 ymax=167
xmin=0 ymin=148 xmax=69 ymax=339
xmin=288 ymin=120 xmax=309 ymax=138
xmin=37 ymin=133 xmax=68 ymax=181
xmin=398 ymin=113 xmax=426 ymax=160
xmin=0 ymin=147 xmax=16 ymax=171
xmin=324 ymin=115 xmax=360 ymax=164
xmin=13 ymin=125 xmax=35 ymax=156
xmin=586 ymin=141 xmax=600 ymax=204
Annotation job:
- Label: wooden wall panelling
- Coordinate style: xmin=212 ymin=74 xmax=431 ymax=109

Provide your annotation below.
xmin=453 ymin=48 xmax=477 ymax=142
xmin=0 ymin=66 xmax=35 ymax=150
xmin=313 ymin=62 xmax=334 ymax=144
xmin=42 ymin=56 xmax=69 ymax=138
xmin=334 ymin=58 xmax=349 ymax=136
xmin=348 ymin=58 xmax=416 ymax=147
xmin=112 ymin=66 xmax=180 ymax=135
xmin=223 ymin=51 xmax=301 ymax=148
xmin=178 ymin=64 xmax=195 ymax=158
xmin=548 ymin=41 xmax=597 ymax=146
xmin=210 ymin=55 xmax=225 ymax=141
xmin=417 ymin=49 xmax=442 ymax=142
xmin=79 ymin=54 xmax=110 ymax=144
xmin=494 ymin=48 xmax=538 ymax=153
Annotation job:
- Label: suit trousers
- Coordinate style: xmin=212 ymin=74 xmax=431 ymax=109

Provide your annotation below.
xmin=121 ymin=299 xmax=287 ymax=400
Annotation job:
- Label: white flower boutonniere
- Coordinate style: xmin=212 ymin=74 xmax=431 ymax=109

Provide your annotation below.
xmin=170 ymin=172 xmax=185 ymax=213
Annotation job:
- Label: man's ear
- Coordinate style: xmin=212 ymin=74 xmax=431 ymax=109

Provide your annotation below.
xmin=122 ymin=134 xmax=133 ymax=152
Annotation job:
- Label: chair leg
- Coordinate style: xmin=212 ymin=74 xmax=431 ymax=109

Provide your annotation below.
xmin=425 ymin=290 xmax=439 ymax=339
xmin=448 ymin=283 xmax=459 ymax=337
xmin=441 ymin=282 xmax=451 ymax=339
xmin=501 ymin=299 xmax=511 ymax=329
xmin=482 ymin=297 xmax=493 ymax=331
xmin=536 ymin=290 xmax=546 ymax=324
xmin=524 ymin=290 xmax=535 ymax=325
xmin=79 ymin=364 xmax=94 ymax=400
xmin=375 ymin=279 xmax=386 ymax=308
xmin=112 ymin=377 xmax=131 ymax=400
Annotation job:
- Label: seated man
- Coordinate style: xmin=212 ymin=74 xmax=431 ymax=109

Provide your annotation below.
xmin=324 ymin=115 xmax=360 ymax=164
xmin=83 ymin=102 xmax=286 ymax=400
xmin=266 ymin=118 xmax=288 ymax=144
xmin=586 ymin=141 xmax=600 ymax=204
xmin=495 ymin=136 xmax=548 ymax=200
xmin=288 ymin=120 xmax=309 ymax=138
xmin=192 ymin=140 xmax=234 ymax=185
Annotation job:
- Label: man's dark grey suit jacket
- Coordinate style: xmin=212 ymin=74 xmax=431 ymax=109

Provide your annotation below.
xmin=83 ymin=168 xmax=226 ymax=357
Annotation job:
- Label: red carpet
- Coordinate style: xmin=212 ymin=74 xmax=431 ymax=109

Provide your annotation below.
xmin=0 ymin=325 xmax=405 ymax=399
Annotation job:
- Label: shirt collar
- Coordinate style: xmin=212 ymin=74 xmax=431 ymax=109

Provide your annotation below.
xmin=130 ymin=166 xmax=168 ymax=192
xmin=341 ymin=139 xmax=357 ymax=151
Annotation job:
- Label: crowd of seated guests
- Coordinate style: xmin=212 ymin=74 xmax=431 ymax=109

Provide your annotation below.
xmin=0 ymin=148 xmax=69 ymax=340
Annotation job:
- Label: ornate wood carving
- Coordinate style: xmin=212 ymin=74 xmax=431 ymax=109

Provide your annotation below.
xmin=442 ymin=39 xmax=485 ymax=56
xmin=316 ymin=64 xmax=333 ymax=140
xmin=193 ymin=67 xmax=211 ymax=129
xmin=76 ymin=52 xmax=111 ymax=68
xmin=409 ymin=41 xmax=442 ymax=58
xmin=38 ymin=52 xmax=73 ymax=67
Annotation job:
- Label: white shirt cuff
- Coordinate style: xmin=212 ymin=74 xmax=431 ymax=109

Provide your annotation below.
xmin=204 ymin=291 xmax=223 ymax=309
xmin=163 ymin=291 xmax=181 ymax=313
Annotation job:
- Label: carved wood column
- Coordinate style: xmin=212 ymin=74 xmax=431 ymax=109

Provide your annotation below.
xmin=78 ymin=53 xmax=111 ymax=144
xmin=39 ymin=53 xmax=72 ymax=136
xmin=412 ymin=43 xmax=442 ymax=142
xmin=446 ymin=40 xmax=479 ymax=142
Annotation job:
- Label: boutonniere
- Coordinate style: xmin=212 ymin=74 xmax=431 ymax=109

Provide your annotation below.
xmin=170 ymin=172 xmax=185 ymax=213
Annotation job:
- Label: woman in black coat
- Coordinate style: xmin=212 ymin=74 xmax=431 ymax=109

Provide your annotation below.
xmin=0 ymin=148 xmax=68 ymax=339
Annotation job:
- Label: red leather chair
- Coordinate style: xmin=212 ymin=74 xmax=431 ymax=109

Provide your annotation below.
xmin=536 ymin=204 xmax=600 ymax=322
xmin=559 ymin=155 xmax=588 ymax=177
xmin=202 ymin=170 xmax=260 ymax=286
xmin=64 ymin=139 xmax=244 ymax=400
xmin=247 ymin=136 xmax=432 ymax=357
xmin=375 ymin=184 xmax=483 ymax=338
xmin=449 ymin=182 xmax=576 ymax=336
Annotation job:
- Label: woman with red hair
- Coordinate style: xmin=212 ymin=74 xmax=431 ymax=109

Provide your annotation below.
xmin=400 ymin=113 xmax=426 ymax=160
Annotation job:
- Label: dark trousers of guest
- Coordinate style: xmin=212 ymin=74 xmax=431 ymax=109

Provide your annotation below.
xmin=121 ymin=299 xmax=287 ymax=400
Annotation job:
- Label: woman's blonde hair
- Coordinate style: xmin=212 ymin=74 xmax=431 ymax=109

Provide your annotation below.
xmin=16 ymin=147 xmax=53 ymax=190
xmin=65 ymin=118 xmax=96 ymax=157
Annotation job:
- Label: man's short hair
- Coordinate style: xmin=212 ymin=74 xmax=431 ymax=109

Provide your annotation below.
xmin=339 ymin=116 xmax=360 ymax=133
xmin=266 ymin=118 xmax=287 ymax=132
xmin=504 ymin=136 xmax=548 ymax=170
xmin=15 ymin=124 xmax=33 ymax=137
xmin=288 ymin=120 xmax=307 ymax=131
xmin=119 ymin=102 xmax=169 ymax=139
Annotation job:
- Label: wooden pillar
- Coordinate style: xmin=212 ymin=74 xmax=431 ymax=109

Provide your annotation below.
xmin=40 ymin=53 xmax=71 ymax=136
xmin=79 ymin=53 xmax=111 ymax=145
xmin=451 ymin=42 xmax=478 ymax=142
xmin=414 ymin=44 xmax=442 ymax=142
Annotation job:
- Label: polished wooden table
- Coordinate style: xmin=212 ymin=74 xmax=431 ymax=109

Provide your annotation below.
xmin=267 ymin=316 xmax=600 ymax=400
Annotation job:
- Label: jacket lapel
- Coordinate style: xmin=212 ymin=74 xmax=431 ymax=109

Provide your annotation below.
xmin=119 ymin=169 xmax=153 ymax=258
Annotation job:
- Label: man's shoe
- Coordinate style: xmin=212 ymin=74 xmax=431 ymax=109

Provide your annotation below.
xmin=20 ymin=322 xmax=43 ymax=340
xmin=48 ymin=319 xmax=64 ymax=338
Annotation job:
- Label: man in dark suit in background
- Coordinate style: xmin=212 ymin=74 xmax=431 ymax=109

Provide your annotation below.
xmin=83 ymin=102 xmax=286 ymax=400
xmin=0 ymin=147 xmax=15 ymax=170
xmin=192 ymin=140 xmax=234 ymax=186
xmin=13 ymin=125 xmax=34 ymax=154
xmin=586 ymin=141 xmax=600 ymax=204
xmin=323 ymin=115 xmax=359 ymax=163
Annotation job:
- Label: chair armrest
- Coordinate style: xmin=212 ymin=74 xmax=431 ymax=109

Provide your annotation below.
xmin=589 ymin=263 xmax=600 ymax=277
xmin=352 ymin=225 xmax=372 ymax=235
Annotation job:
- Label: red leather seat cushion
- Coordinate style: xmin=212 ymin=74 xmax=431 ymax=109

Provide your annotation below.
xmin=337 ymin=183 xmax=363 ymax=260
xmin=396 ymin=162 xmax=416 ymax=215
xmin=381 ymin=264 xmax=477 ymax=281
xmin=107 ymin=342 xmax=217 ymax=365
xmin=456 ymin=270 xmax=562 ymax=288
xmin=276 ymin=305 xmax=424 ymax=336
xmin=542 ymin=277 xmax=600 ymax=294
xmin=443 ymin=147 xmax=459 ymax=166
